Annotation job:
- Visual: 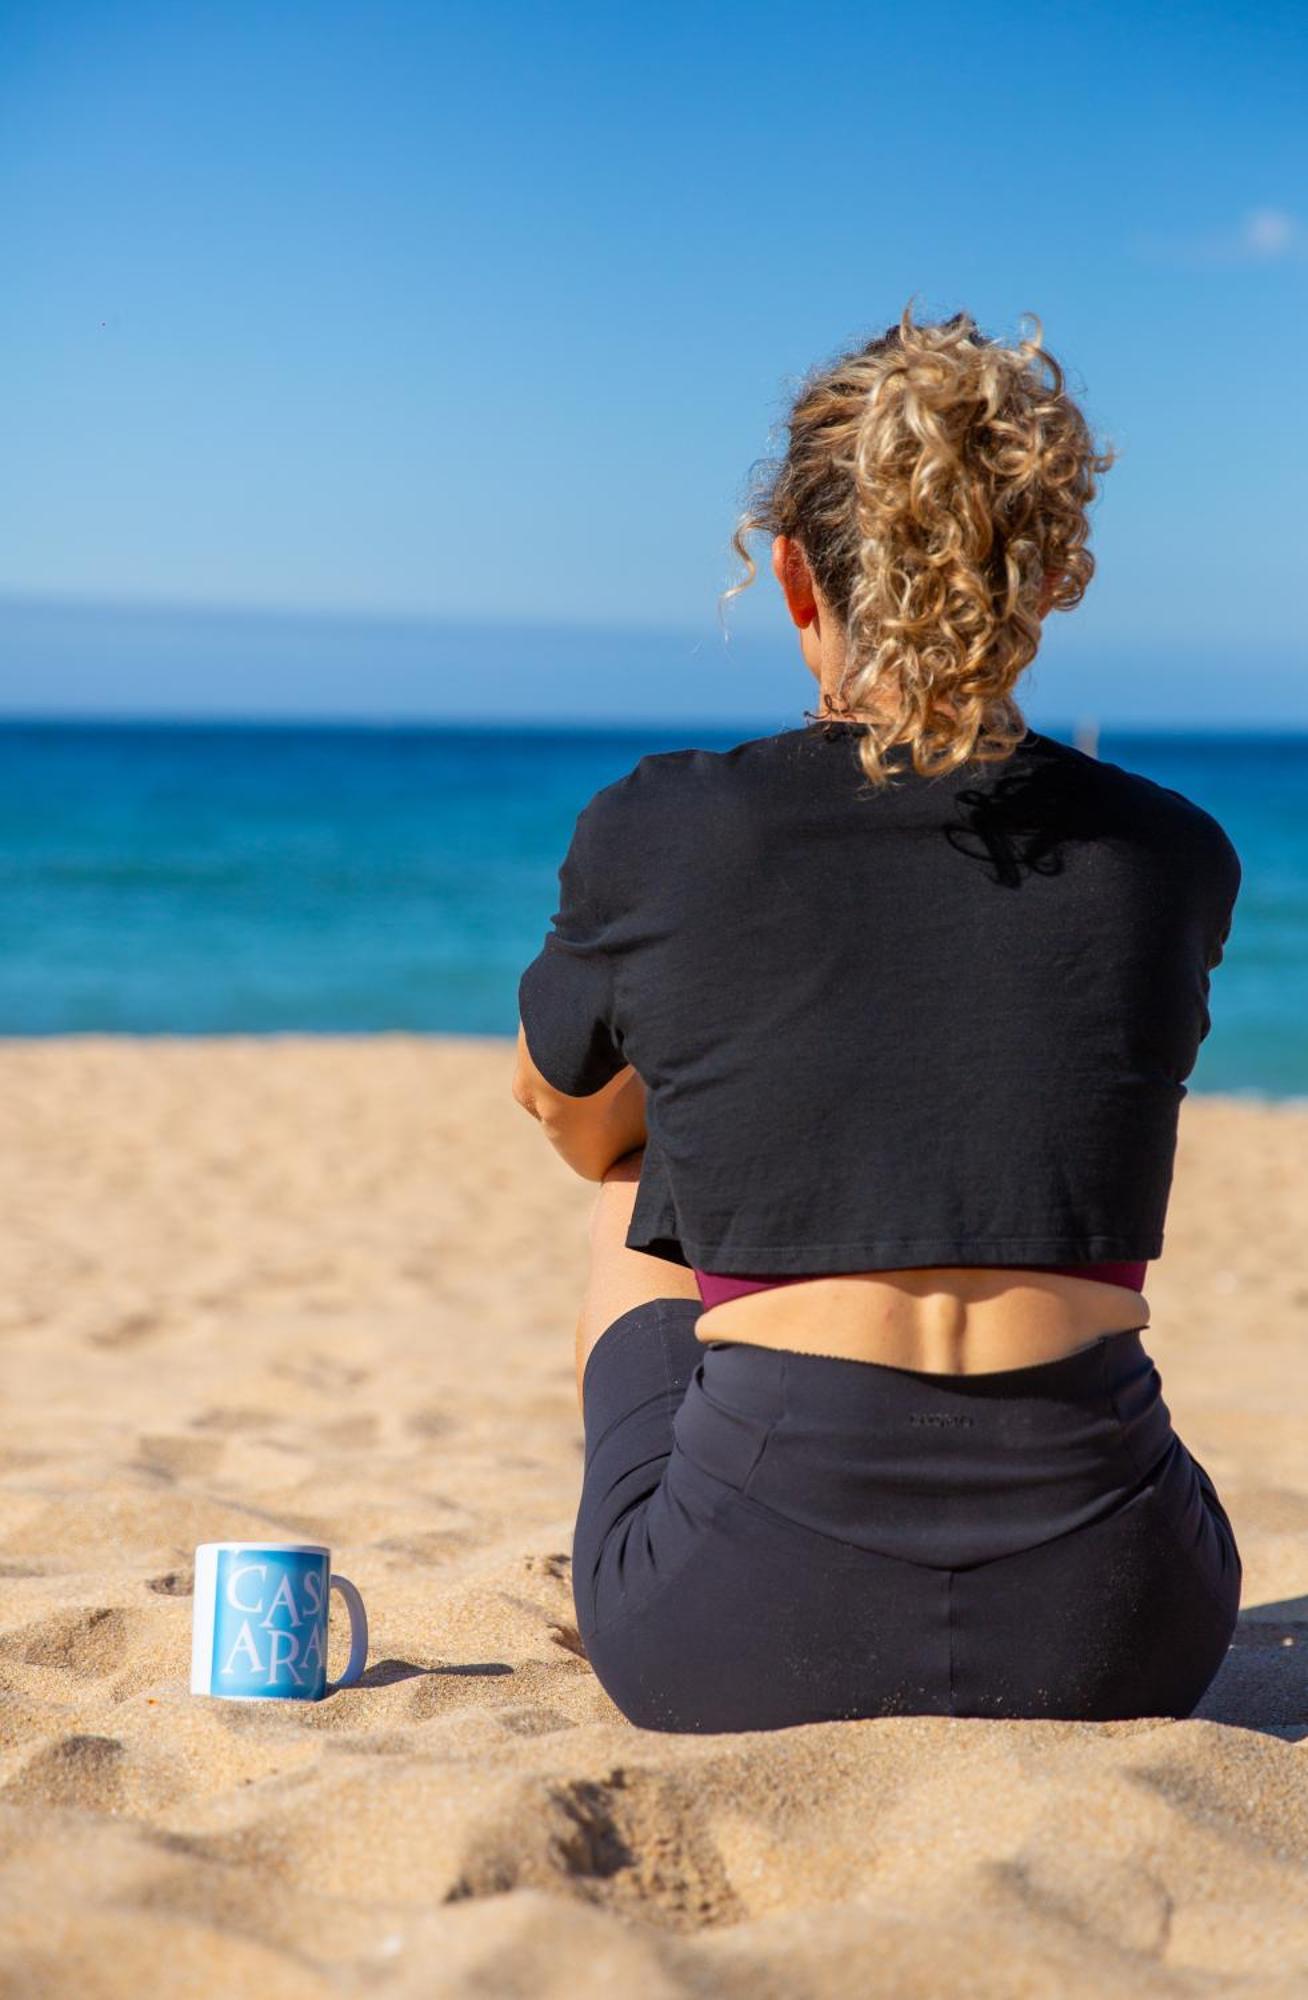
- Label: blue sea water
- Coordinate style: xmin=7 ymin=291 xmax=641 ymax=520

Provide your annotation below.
xmin=0 ymin=719 xmax=1303 ymax=1097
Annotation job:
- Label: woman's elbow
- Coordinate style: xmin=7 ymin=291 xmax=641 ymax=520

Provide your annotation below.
xmin=511 ymin=1070 xmax=544 ymax=1120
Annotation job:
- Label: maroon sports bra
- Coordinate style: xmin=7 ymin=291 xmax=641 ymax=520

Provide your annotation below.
xmin=694 ymin=1260 xmax=1148 ymax=1310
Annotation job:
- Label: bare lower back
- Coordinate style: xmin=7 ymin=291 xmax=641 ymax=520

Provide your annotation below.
xmin=692 ymin=1269 xmax=1150 ymax=1374
xmin=580 ymin=1150 xmax=1149 ymax=1381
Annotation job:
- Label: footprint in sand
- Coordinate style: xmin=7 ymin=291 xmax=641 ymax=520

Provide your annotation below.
xmin=190 ymin=1405 xmax=280 ymax=1434
xmin=135 ymin=1435 xmax=227 ymax=1480
xmin=315 ymin=1412 xmax=381 ymax=1449
xmin=0 ymin=1606 xmax=136 ymax=1679
xmin=403 ymin=1406 xmax=454 ymax=1440
xmin=497 ymin=1707 xmax=578 ymax=1737
xmin=524 ymin=1552 xmax=572 ymax=1582
xmin=446 ymin=1767 xmax=741 ymax=1931
xmin=87 ymin=1310 xmax=164 ymax=1350
xmin=271 ymin=1354 xmax=371 ymax=1392
xmin=1 ymin=1733 xmax=126 ymax=1810
xmin=146 ymin=1568 xmax=194 ymax=1597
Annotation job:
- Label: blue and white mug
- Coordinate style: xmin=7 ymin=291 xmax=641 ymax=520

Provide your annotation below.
xmin=190 ymin=1542 xmax=369 ymax=1701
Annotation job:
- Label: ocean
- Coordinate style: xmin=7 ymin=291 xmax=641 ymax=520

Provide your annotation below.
xmin=1 ymin=719 xmax=1303 ymax=1097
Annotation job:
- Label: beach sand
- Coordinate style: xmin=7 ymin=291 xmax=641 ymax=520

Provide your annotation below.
xmin=0 ymin=1036 xmax=1305 ymax=1996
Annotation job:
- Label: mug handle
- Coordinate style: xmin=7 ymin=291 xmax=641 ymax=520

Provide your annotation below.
xmin=324 ymin=1572 xmax=369 ymax=1693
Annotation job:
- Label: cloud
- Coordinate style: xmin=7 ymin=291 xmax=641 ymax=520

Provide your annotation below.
xmin=1129 ymin=206 xmax=1307 ymax=269
xmin=1235 ymin=208 xmax=1302 ymax=257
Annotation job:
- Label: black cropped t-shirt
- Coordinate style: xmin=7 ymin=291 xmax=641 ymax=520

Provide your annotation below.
xmin=517 ymin=720 xmax=1242 ymax=1276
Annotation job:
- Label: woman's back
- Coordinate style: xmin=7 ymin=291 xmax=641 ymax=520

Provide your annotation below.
xmin=521 ymin=716 xmax=1242 ymax=1286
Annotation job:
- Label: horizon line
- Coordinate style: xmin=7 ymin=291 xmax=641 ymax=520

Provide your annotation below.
xmin=1 ymin=710 xmax=1305 ymax=739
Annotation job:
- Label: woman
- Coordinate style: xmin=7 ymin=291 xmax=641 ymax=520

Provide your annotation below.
xmin=512 ymin=303 xmax=1242 ymax=1734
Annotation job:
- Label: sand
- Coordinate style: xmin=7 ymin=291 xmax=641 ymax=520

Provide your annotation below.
xmin=0 ymin=1035 xmax=1305 ymax=1997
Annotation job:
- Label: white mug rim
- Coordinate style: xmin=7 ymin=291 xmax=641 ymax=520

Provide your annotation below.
xmin=195 ymin=1541 xmax=331 ymax=1555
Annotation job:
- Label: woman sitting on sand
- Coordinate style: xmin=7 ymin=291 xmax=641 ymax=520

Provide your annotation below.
xmin=512 ymin=302 xmax=1242 ymax=1734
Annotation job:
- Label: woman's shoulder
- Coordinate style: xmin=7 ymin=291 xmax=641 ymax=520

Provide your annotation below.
xmin=574 ymin=735 xmax=788 ymax=911
xmin=1069 ymin=739 xmax=1242 ymax=887
xmin=582 ymin=732 xmax=780 ymax=827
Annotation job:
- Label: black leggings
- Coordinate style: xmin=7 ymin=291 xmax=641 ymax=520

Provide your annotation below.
xmin=572 ymin=1299 xmax=1241 ymax=1734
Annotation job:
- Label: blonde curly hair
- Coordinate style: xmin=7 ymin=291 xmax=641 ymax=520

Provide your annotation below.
xmin=721 ymin=300 xmax=1117 ymax=789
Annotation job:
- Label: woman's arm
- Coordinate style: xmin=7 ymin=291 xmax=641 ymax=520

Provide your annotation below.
xmin=511 ymin=1023 xmax=648 ymax=1181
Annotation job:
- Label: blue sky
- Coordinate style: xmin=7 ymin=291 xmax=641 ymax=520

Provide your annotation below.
xmin=0 ymin=0 xmax=1304 ymax=725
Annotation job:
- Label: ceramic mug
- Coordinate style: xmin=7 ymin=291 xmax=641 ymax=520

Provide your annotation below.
xmin=190 ymin=1541 xmax=369 ymax=1701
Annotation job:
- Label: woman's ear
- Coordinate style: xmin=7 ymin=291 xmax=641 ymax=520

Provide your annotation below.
xmin=772 ymin=536 xmax=818 ymax=629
